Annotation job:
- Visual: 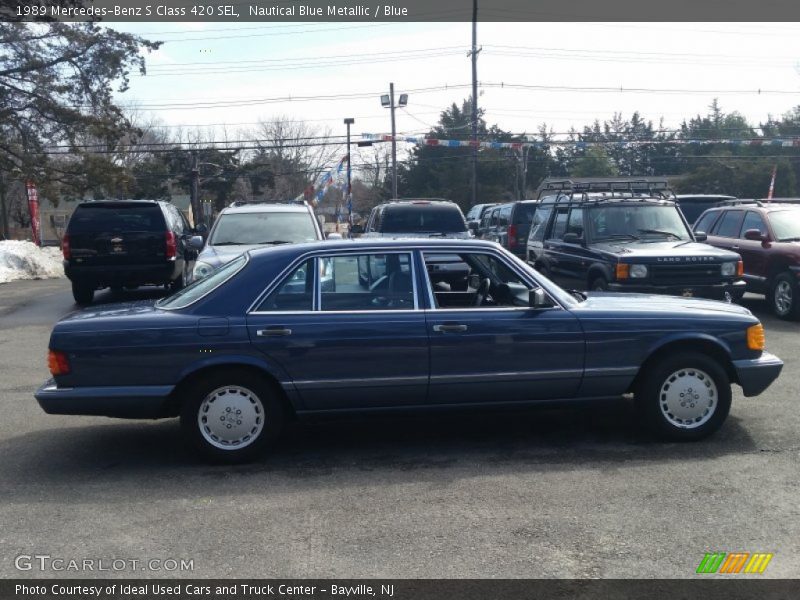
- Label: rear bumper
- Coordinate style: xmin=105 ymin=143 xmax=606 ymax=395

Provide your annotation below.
xmin=608 ymin=279 xmax=746 ymax=301
xmin=733 ymin=352 xmax=784 ymax=397
xmin=34 ymin=379 xmax=173 ymax=418
xmin=65 ymin=261 xmax=180 ymax=287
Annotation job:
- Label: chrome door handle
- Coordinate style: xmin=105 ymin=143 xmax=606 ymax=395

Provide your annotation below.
xmin=731 ymin=246 xmax=740 ymax=250
xmin=433 ymin=324 xmax=468 ymax=333
xmin=257 ymin=327 xmax=292 ymax=337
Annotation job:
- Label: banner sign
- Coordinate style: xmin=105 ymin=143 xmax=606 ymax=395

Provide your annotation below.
xmin=362 ymin=133 xmax=800 ymax=150
xmin=25 ymin=180 xmax=41 ymax=246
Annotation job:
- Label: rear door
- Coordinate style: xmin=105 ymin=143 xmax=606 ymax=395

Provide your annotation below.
xmin=66 ymin=203 xmax=167 ymax=266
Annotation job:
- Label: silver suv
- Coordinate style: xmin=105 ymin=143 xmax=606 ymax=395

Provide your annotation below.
xmin=192 ymin=201 xmax=323 ymax=281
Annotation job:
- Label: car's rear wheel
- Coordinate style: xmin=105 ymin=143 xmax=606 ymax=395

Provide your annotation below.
xmin=771 ymin=272 xmax=799 ymax=320
xmin=180 ymin=369 xmax=284 ymax=463
xmin=71 ymin=283 xmax=94 ymax=306
xmin=636 ymin=351 xmax=731 ymax=441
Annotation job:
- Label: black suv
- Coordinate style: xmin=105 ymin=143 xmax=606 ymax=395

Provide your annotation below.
xmin=480 ymin=200 xmax=539 ymax=257
xmin=62 ymin=200 xmax=200 ymax=305
xmin=362 ymin=199 xmax=470 ymax=239
xmin=526 ymin=180 xmax=746 ymax=300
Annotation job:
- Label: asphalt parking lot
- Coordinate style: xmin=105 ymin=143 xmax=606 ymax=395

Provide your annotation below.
xmin=0 ymin=278 xmax=798 ymax=579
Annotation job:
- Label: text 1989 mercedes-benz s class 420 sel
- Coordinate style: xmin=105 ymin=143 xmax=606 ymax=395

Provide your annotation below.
xmin=35 ymin=239 xmax=783 ymax=462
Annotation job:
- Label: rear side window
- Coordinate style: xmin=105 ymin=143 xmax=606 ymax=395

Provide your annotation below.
xmin=713 ymin=210 xmax=744 ymax=238
xmin=67 ymin=204 xmax=166 ymax=234
xmin=380 ymin=206 xmax=466 ymax=233
xmin=566 ymin=208 xmax=584 ymax=238
xmin=694 ymin=210 xmax=719 ymax=234
xmin=498 ymin=206 xmax=512 ymax=227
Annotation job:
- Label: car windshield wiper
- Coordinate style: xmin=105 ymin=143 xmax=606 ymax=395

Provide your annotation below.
xmin=594 ymin=234 xmax=640 ymax=241
xmin=779 ymin=236 xmax=800 ymax=242
xmin=259 ymin=240 xmax=293 ymax=245
xmin=211 ymin=241 xmax=244 ymax=246
xmin=638 ymin=229 xmax=683 ymax=240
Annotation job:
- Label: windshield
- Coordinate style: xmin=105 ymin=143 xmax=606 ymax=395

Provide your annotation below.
xmin=769 ymin=210 xmax=800 ymax=241
xmin=587 ymin=205 xmax=691 ymax=242
xmin=210 ymin=212 xmax=318 ymax=245
xmin=157 ymin=254 xmax=247 ymax=309
xmin=381 ymin=206 xmax=467 ymax=233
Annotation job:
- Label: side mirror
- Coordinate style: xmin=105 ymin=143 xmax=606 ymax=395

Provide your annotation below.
xmin=744 ymin=228 xmax=767 ymax=242
xmin=562 ymin=232 xmax=583 ymax=245
xmin=694 ymin=231 xmax=708 ymax=242
xmin=468 ymin=221 xmax=480 ymax=233
xmin=327 ymin=232 xmax=343 ymax=240
xmin=529 ymin=288 xmax=553 ymax=309
xmin=188 ymin=235 xmax=204 ymax=250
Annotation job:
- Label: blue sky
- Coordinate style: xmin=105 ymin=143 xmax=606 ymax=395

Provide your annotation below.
xmin=107 ymin=22 xmax=800 ymax=150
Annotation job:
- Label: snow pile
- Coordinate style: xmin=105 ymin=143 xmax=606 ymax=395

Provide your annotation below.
xmin=0 ymin=240 xmax=64 ymax=284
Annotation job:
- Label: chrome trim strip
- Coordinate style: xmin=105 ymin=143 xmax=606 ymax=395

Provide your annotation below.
xmin=583 ymin=366 xmax=639 ymax=377
xmin=429 ymin=369 xmax=582 ymax=382
xmin=293 ymin=375 xmax=429 ymax=389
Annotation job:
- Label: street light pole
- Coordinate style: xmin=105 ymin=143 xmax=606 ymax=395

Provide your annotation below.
xmin=344 ymin=117 xmax=354 ymax=233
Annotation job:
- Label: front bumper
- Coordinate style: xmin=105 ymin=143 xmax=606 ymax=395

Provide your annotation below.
xmin=733 ymin=352 xmax=784 ymax=397
xmin=607 ymin=279 xmax=746 ymax=301
xmin=35 ymin=379 xmax=173 ymax=418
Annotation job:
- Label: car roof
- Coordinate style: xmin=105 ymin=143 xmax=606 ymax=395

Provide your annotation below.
xmin=219 ymin=202 xmax=311 ymax=215
xmin=247 ymin=237 xmax=500 ymax=259
xmin=76 ymin=199 xmax=166 ymax=207
xmin=675 ymin=194 xmax=736 ymax=200
xmin=379 ymin=199 xmax=457 ymax=208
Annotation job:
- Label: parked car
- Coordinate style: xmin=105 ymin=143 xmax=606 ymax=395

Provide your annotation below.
xmin=360 ymin=199 xmax=471 ymax=288
xmin=693 ymin=202 xmax=800 ymax=319
xmin=464 ymin=202 xmax=498 ymax=234
xmin=526 ymin=185 xmax=746 ymax=301
xmin=674 ymin=194 xmax=737 ymax=225
xmin=62 ymin=200 xmax=201 ymax=306
xmin=36 ymin=238 xmax=782 ymax=462
xmin=480 ymin=200 xmax=539 ymax=257
xmin=192 ymin=201 xmax=323 ymax=282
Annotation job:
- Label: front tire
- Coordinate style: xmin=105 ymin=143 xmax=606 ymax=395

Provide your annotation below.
xmin=771 ymin=272 xmax=799 ymax=320
xmin=180 ymin=369 xmax=285 ymax=463
xmin=71 ymin=283 xmax=94 ymax=306
xmin=636 ymin=351 xmax=731 ymax=441
xmin=590 ymin=276 xmax=608 ymax=291
xmin=170 ymin=264 xmax=188 ymax=292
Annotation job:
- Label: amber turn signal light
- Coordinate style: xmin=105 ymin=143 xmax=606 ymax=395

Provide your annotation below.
xmin=48 ymin=350 xmax=70 ymax=376
xmin=747 ymin=323 xmax=765 ymax=351
xmin=615 ymin=264 xmax=629 ymax=280
xmin=737 ymin=261 xmax=744 ymax=277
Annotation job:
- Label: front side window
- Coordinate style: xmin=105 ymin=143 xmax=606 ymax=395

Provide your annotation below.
xmin=528 ymin=206 xmax=553 ymax=243
xmin=209 ymin=212 xmax=318 ymax=246
xmin=550 ymin=207 xmax=569 ymax=239
xmin=322 ymin=253 xmax=414 ymax=311
xmin=740 ymin=211 xmax=768 ymax=238
xmin=566 ymin=208 xmax=585 ymax=238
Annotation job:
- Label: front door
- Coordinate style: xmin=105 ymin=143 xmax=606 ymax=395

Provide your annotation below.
xmin=422 ymin=251 xmax=585 ymax=405
xmin=247 ymin=251 xmax=429 ymax=411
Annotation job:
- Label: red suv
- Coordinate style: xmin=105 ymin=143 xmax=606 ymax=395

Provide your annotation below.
xmin=694 ymin=201 xmax=800 ymax=319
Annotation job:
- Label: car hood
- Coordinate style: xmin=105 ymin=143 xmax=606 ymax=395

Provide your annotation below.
xmin=198 ymin=244 xmax=263 ymax=265
xmin=576 ymin=292 xmax=754 ymax=317
xmin=592 ymin=240 xmax=740 ymax=261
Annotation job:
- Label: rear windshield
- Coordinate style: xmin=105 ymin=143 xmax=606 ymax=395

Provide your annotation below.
xmin=67 ymin=204 xmax=165 ymax=234
xmin=157 ymin=254 xmax=247 ymax=310
xmin=381 ymin=206 xmax=466 ymax=233
xmin=513 ymin=203 xmax=538 ymax=225
xmin=210 ymin=211 xmax=318 ymax=245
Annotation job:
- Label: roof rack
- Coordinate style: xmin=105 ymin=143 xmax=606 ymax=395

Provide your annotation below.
xmin=719 ymin=199 xmax=763 ymax=207
xmin=537 ymin=179 xmax=675 ymax=201
xmin=228 ymin=200 xmax=309 ymax=207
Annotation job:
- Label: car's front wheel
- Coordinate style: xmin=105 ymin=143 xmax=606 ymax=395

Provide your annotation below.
xmin=636 ymin=351 xmax=731 ymax=441
xmin=180 ymin=369 xmax=285 ymax=462
xmin=771 ymin=272 xmax=799 ymax=320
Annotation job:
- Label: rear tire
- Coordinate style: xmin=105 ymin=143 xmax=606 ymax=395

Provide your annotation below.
xmin=71 ymin=283 xmax=94 ymax=306
xmin=635 ymin=351 xmax=731 ymax=441
xmin=771 ymin=272 xmax=799 ymax=320
xmin=180 ymin=369 xmax=285 ymax=463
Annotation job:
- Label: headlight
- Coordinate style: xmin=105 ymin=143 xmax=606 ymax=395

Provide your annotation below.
xmin=721 ymin=262 xmax=737 ymax=277
xmin=192 ymin=261 xmax=215 ymax=281
xmin=630 ymin=264 xmax=648 ymax=278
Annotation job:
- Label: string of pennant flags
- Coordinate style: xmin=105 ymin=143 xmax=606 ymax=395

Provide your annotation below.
xmin=361 ymin=133 xmax=800 ymax=149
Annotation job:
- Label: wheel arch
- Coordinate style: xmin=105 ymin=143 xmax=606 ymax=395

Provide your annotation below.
xmin=628 ymin=335 xmax=737 ymax=394
xmin=164 ymin=357 xmax=297 ymax=419
xmin=587 ymin=263 xmax=612 ymax=288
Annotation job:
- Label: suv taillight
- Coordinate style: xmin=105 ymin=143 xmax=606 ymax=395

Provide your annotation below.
xmin=61 ymin=234 xmax=70 ymax=260
xmin=507 ymin=224 xmax=518 ymax=249
xmin=165 ymin=231 xmax=177 ymax=259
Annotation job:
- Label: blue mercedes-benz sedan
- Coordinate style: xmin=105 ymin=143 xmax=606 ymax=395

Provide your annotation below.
xmin=35 ymin=239 xmax=783 ymax=462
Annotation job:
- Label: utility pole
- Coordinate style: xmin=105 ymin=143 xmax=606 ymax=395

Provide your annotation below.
xmin=189 ymin=153 xmax=201 ymax=229
xmin=344 ymin=117 xmax=354 ymax=232
xmin=390 ymin=83 xmax=398 ymax=198
xmin=468 ymin=0 xmax=480 ymax=207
